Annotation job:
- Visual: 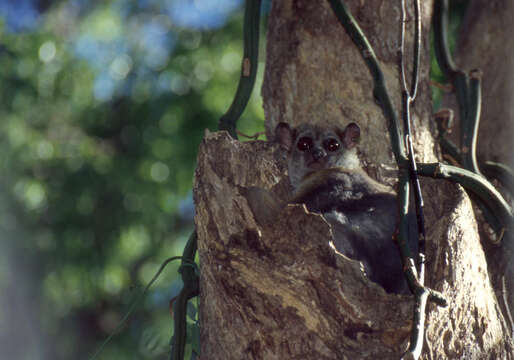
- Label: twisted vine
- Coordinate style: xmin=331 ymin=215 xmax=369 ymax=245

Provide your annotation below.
xmin=327 ymin=1 xmax=448 ymax=357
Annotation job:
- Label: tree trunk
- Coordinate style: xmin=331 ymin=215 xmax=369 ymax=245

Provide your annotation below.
xmin=193 ymin=1 xmax=513 ymax=359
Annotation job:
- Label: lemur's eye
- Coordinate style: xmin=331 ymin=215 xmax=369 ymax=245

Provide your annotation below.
xmin=297 ymin=137 xmax=313 ymax=151
xmin=323 ymin=138 xmax=340 ymax=152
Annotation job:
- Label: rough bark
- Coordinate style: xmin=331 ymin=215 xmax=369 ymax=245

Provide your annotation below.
xmin=195 ymin=132 xmax=414 ymax=359
xmin=194 ymin=1 xmax=513 ymax=359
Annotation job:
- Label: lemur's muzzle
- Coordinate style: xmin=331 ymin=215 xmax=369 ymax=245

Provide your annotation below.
xmin=312 ymin=147 xmax=326 ymax=161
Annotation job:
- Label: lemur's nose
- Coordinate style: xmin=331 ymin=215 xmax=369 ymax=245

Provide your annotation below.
xmin=312 ymin=147 xmax=326 ymax=161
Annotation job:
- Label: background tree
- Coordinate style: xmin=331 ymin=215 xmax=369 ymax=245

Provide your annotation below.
xmin=0 ymin=1 xmax=265 ymax=359
xmin=195 ymin=1 xmax=512 ymax=359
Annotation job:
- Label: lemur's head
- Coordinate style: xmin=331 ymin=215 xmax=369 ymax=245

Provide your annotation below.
xmin=275 ymin=122 xmax=361 ymax=188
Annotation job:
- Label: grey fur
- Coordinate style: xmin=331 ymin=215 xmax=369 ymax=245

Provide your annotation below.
xmin=277 ymin=122 xmax=416 ymax=294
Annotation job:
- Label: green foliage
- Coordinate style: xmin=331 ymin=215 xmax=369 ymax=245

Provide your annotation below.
xmin=430 ymin=1 xmax=468 ymax=109
xmin=0 ymin=1 xmax=264 ymax=359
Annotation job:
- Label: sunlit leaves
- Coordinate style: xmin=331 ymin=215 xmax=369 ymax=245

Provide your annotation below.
xmin=39 ymin=41 xmax=57 ymax=62
xmin=14 ymin=178 xmax=47 ymax=211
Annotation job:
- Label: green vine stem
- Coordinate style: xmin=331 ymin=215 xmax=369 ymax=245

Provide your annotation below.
xmin=461 ymin=70 xmax=482 ymax=174
xmin=417 ymin=163 xmax=513 ymax=228
xmin=432 ymin=0 xmax=457 ymax=79
xmin=481 ymin=161 xmax=514 ymax=193
xmin=406 ymin=290 xmax=429 ymax=360
xmin=433 ymin=1 xmax=483 ymax=177
xmin=326 ymin=0 xmax=446 ymax=294
xmin=327 ymin=0 xmax=407 ymax=164
xmin=171 ymin=232 xmax=200 ymax=360
xmin=400 ymin=0 xmax=426 ymax=278
xmin=218 ymin=0 xmax=262 ymax=139
xmin=327 ymin=0 xmax=424 ymax=299
xmin=433 ymin=1 xmax=472 ymax=167
xmin=89 ymin=256 xmax=186 ymax=360
xmin=327 ymin=1 xmax=448 ymax=358
xmin=418 ymin=161 xmax=510 ymax=244
xmin=399 ymin=1 xmax=433 ymax=356
xmin=434 ymin=112 xmax=514 ymax=198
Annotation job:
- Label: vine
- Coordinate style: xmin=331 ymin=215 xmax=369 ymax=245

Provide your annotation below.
xmin=328 ymin=0 xmax=512 ymax=358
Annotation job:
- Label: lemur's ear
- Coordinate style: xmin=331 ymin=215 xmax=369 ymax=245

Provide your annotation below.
xmin=339 ymin=122 xmax=360 ymax=149
xmin=275 ymin=122 xmax=295 ymax=152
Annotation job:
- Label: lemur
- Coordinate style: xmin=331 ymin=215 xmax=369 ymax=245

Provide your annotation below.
xmin=246 ymin=122 xmax=416 ymax=294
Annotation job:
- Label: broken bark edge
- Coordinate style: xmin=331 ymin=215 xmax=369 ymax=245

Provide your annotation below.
xmin=194 ymin=131 xmax=417 ymax=359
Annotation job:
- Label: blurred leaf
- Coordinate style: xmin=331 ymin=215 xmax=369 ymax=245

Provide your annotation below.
xmin=0 ymin=1 xmax=260 ymax=358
